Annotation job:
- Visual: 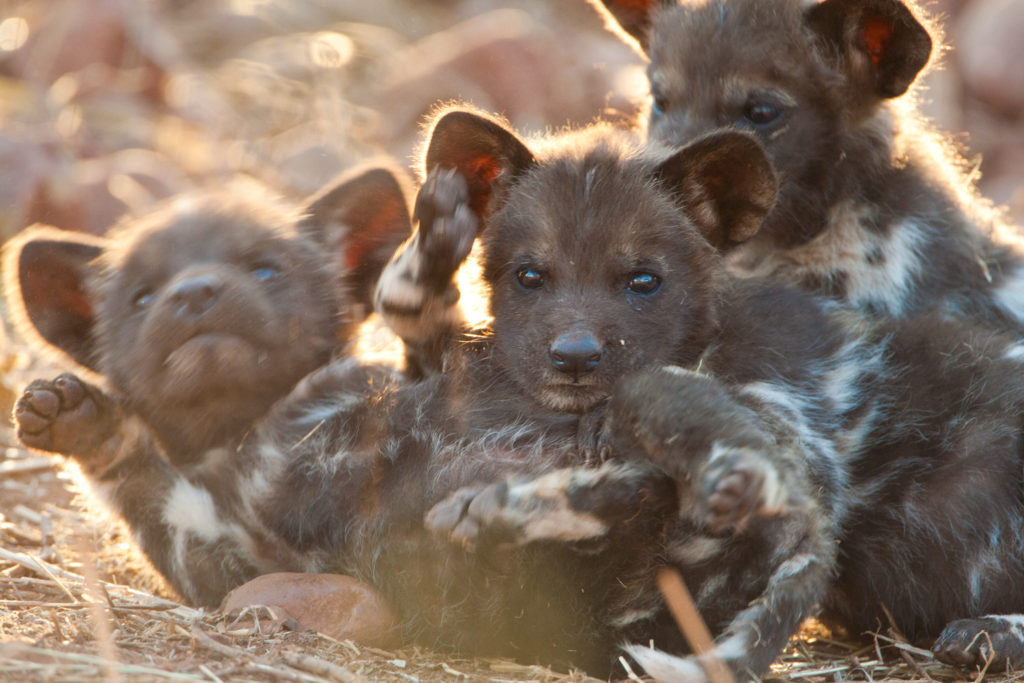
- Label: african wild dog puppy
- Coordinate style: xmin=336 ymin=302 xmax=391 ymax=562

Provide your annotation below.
xmin=377 ymin=109 xmax=1024 ymax=677
xmin=591 ymin=0 xmax=1024 ymax=330
xmin=6 ymin=166 xmax=412 ymax=604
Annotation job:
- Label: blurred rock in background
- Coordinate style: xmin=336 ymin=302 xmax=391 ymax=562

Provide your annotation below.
xmin=0 ymin=0 xmax=1019 ymax=243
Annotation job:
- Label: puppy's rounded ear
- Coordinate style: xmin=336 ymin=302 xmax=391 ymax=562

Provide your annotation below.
xmin=654 ymin=131 xmax=777 ymax=250
xmin=806 ymin=0 xmax=932 ymax=99
xmin=423 ymin=109 xmax=536 ymax=226
xmin=589 ymin=0 xmax=676 ymax=54
xmin=3 ymin=225 xmax=105 ymax=372
xmin=301 ymin=164 xmax=413 ymax=312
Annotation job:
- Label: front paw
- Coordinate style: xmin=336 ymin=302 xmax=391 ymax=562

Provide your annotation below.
xmin=699 ymin=446 xmax=784 ymax=532
xmin=414 ymin=166 xmax=477 ymax=291
xmin=933 ymin=616 xmax=1024 ymax=671
xmin=425 ymin=463 xmax=675 ymax=551
xmin=608 ymin=366 xmax=741 ymax=469
xmin=424 ymin=469 xmax=611 ymax=550
xmin=14 ymin=373 xmax=119 ymax=459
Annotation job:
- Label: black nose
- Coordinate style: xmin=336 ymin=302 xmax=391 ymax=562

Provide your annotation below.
xmin=549 ymin=330 xmax=603 ymax=379
xmin=168 ymin=274 xmax=222 ymax=317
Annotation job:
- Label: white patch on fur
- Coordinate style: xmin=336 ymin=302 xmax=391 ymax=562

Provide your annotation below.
xmin=967 ymin=524 xmax=1006 ymax=607
xmin=663 ymin=364 xmax=705 ymax=379
xmin=672 ymin=536 xmax=724 ymax=565
xmin=1002 ymin=343 xmax=1024 ymax=362
xmin=980 ymin=615 xmax=1024 ymax=629
xmin=163 ymin=480 xmax=224 ymax=543
xmin=624 ymin=645 xmax=708 ymax=682
xmin=375 ymin=262 xmax=426 ymax=310
xmin=712 ymin=629 xmax=752 ymax=661
xmin=730 ymin=204 xmax=928 ymax=316
xmin=994 ymin=266 xmax=1024 ymax=326
xmin=774 ymin=552 xmax=815 ymax=582
xmin=740 ymin=378 xmax=844 ymax=468
xmin=608 ymin=607 xmax=658 ymax=628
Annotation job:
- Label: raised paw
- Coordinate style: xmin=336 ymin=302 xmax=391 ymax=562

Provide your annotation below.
xmin=700 ymin=446 xmax=784 ymax=532
xmin=14 ymin=373 xmax=119 ymax=458
xmin=933 ymin=616 xmax=1024 ymax=671
xmin=414 ymin=166 xmax=478 ymax=291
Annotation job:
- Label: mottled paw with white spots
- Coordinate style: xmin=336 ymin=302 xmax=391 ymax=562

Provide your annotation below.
xmin=700 ymin=446 xmax=785 ymax=532
xmin=425 ymin=463 xmax=675 ymax=551
xmin=14 ymin=373 xmax=120 ymax=460
xmin=933 ymin=616 xmax=1024 ymax=671
xmin=413 ymin=166 xmax=477 ymax=292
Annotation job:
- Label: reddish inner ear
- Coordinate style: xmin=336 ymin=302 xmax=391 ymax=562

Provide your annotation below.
xmin=862 ymin=15 xmax=893 ymax=65
xmin=343 ymin=201 xmax=407 ymax=270
xmin=23 ymin=264 xmax=93 ymax=322
xmin=465 ymin=154 xmax=503 ymax=218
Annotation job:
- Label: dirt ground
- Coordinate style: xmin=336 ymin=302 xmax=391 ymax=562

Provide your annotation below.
xmin=1 ymin=0 xmax=1023 ymax=681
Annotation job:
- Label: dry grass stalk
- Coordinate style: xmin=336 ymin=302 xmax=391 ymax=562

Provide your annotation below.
xmin=78 ymin=537 xmax=121 ymax=683
xmin=657 ymin=566 xmax=735 ymax=683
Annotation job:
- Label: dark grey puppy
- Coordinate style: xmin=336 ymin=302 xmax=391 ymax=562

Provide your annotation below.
xmin=6 ymin=167 xmax=412 ymax=604
xmin=591 ymin=0 xmax=1024 ymax=331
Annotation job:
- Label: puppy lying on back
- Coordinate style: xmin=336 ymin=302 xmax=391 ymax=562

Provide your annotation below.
xmin=591 ymin=0 xmax=1024 ymax=329
xmin=13 ymin=111 xmax=786 ymax=668
xmin=378 ymin=109 xmax=1024 ymax=678
xmin=4 ymin=167 xmax=412 ymax=604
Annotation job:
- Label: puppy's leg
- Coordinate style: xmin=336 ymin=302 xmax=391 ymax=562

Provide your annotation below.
xmin=611 ymin=366 xmax=836 ymax=682
xmin=375 ymin=167 xmax=477 ymax=376
xmin=934 ymin=616 xmax=1024 ymax=670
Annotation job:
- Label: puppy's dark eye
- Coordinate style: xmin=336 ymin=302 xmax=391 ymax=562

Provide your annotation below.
xmin=743 ymin=101 xmax=783 ymax=127
xmin=251 ymin=263 xmax=280 ymax=282
xmin=133 ymin=289 xmax=154 ymax=307
xmin=627 ymin=272 xmax=661 ymax=295
xmin=516 ymin=267 xmax=544 ymax=290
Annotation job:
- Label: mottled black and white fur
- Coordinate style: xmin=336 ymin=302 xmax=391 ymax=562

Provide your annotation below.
xmin=15 ymin=111 xmax=1024 ymax=680
xmin=591 ymin=0 xmax=1024 ymax=332
xmin=376 ymin=110 xmax=1024 ymax=677
xmin=5 ymin=166 xmax=413 ymax=604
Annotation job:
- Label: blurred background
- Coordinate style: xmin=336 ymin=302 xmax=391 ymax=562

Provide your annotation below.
xmin=0 ymin=0 xmax=1020 ymax=247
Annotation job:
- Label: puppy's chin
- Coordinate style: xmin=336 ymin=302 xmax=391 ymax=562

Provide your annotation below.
xmin=535 ymin=383 xmax=609 ymax=414
xmin=159 ymin=333 xmax=266 ymax=397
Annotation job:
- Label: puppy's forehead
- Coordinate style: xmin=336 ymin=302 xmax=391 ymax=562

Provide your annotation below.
xmin=499 ymin=155 xmax=679 ymax=253
xmin=650 ymin=0 xmax=814 ymax=93
xmin=108 ymin=196 xmax=296 ymax=272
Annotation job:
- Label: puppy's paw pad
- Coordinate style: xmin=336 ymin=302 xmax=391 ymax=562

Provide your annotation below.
xmin=14 ymin=373 xmax=113 ymax=456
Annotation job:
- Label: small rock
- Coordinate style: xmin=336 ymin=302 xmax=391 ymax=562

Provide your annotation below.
xmin=220 ymin=572 xmax=401 ymax=648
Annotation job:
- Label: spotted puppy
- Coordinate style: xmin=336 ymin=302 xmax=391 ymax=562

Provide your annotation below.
xmin=17 ymin=111 xmax=1024 ymax=681
xmin=379 ymin=109 xmax=1024 ymax=678
xmin=591 ymin=0 xmax=1024 ymax=330
xmin=14 ymin=112 xmax=789 ymax=673
xmin=7 ymin=166 xmax=412 ymax=604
